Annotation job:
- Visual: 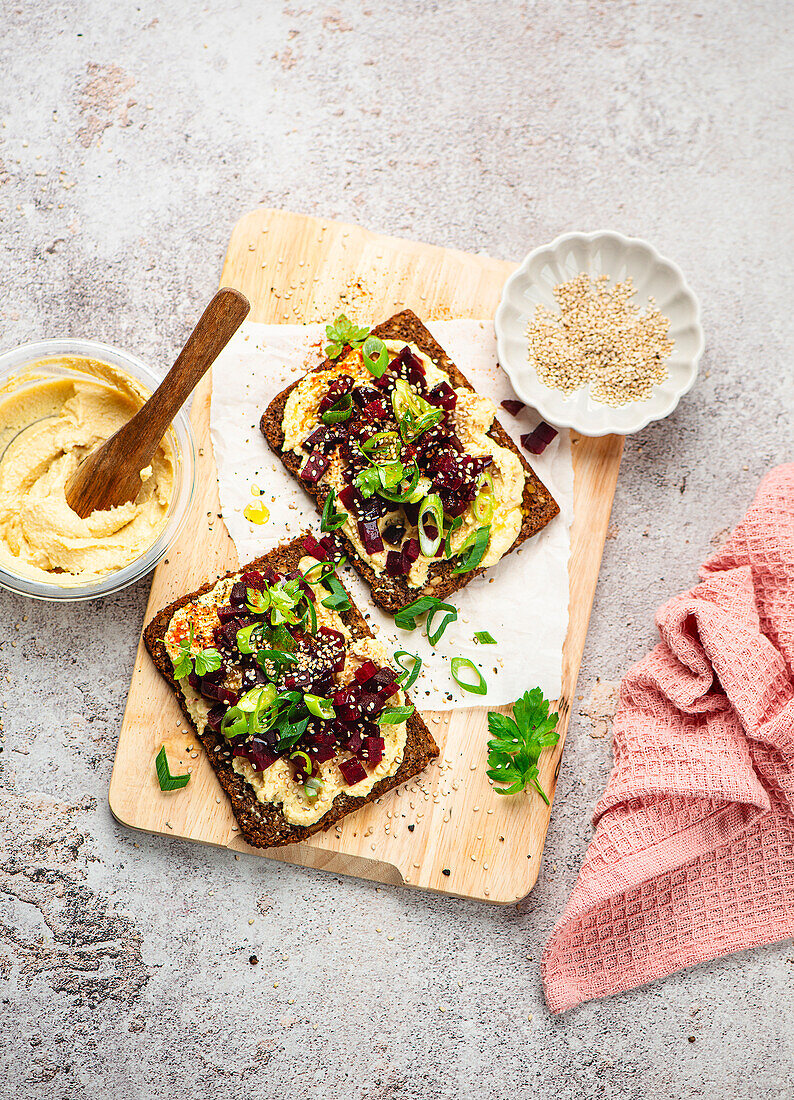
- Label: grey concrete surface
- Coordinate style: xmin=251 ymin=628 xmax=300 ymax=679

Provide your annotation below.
xmin=1 ymin=2 xmax=793 ymax=1097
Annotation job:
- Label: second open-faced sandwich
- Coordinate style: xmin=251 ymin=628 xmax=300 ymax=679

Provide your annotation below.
xmin=144 ymin=534 xmax=438 ymax=846
xmin=261 ymin=310 xmax=559 ymax=613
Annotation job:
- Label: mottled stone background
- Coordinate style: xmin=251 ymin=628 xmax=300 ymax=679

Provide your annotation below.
xmin=1 ymin=2 xmax=792 ymax=1098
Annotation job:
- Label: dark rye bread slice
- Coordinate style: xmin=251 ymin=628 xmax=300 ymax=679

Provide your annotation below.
xmin=143 ymin=535 xmax=438 ymax=849
xmin=260 ymin=309 xmax=560 ymax=613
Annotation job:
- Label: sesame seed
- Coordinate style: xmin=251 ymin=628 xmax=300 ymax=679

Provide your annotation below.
xmin=526 ymin=272 xmax=673 ymax=406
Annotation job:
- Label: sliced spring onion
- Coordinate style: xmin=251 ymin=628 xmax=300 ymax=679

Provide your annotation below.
xmin=379 ymin=705 xmax=415 ymax=724
xmin=321 ymin=489 xmax=348 ymax=532
xmin=320 ymin=392 xmax=353 ymax=425
xmin=451 ymin=525 xmax=491 ymax=575
xmin=289 ymin=749 xmax=313 ymax=774
xmin=320 ymin=575 xmax=351 ymax=612
xmin=302 ymin=594 xmax=318 ymax=636
xmin=304 ymin=693 xmax=335 ymax=719
xmin=155 ymin=745 xmax=191 ymax=791
xmin=361 ymin=335 xmax=389 ymax=378
xmin=474 ymin=631 xmax=497 ymax=645
xmin=450 ymin=656 xmax=488 ymax=695
xmin=376 ymin=463 xmax=422 ymax=503
xmin=405 ymin=474 xmax=432 ymax=503
xmin=303 ymin=776 xmax=323 ymax=801
xmin=417 ymin=492 xmax=443 ymax=557
xmin=301 ymin=558 xmax=338 ymax=586
xmin=393 ymin=650 xmax=422 ymax=691
xmin=236 ymin=622 xmax=263 ymax=655
xmin=220 ymin=706 xmax=248 ymax=739
xmin=390 ymin=378 xmax=444 ymax=442
xmin=256 ymin=647 xmax=298 ymax=668
xmin=443 ymin=514 xmax=464 ymax=558
xmin=246 ymin=587 xmax=270 ymax=614
xmin=473 ymin=470 xmax=495 ymax=524
xmin=361 ymin=430 xmax=401 ymax=461
xmin=394 ymin=596 xmax=458 ymax=646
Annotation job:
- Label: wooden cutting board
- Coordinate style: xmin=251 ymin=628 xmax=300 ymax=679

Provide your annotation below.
xmin=109 ymin=208 xmax=623 ymax=903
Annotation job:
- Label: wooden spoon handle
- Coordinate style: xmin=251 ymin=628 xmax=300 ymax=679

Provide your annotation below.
xmin=126 ymin=287 xmax=250 ymax=454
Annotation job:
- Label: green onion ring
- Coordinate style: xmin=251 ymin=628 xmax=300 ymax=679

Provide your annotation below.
xmin=417 ymin=492 xmax=443 ymax=557
xmin=450 ymin=657 xmax=488 ymax=696
xmin=393 ymin=650 xmax=422 ymax=690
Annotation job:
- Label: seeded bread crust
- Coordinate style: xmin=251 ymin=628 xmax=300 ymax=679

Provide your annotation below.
xmin=260 ymin=309 xmax=560 ymax=613
xmin=143 ymin=535 xmax=439 ymax=849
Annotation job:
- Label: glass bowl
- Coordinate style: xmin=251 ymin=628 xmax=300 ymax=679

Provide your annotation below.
xmin=0 ymin=338 xmax=196 ymax=601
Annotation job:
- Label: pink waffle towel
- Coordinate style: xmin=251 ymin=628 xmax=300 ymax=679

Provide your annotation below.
xmin=542 ymin=464 xmax=794 ymax=1014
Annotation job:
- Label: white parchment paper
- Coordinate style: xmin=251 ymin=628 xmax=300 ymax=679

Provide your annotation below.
xmin=210 ymin=321 xmax=573 ymax=709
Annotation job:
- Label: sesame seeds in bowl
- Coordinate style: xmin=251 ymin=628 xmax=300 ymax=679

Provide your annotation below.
xmin=494 ymin=232 xmax=705 ymax=437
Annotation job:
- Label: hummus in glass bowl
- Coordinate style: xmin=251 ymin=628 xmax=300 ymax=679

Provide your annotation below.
xmin=0 ymin=339 xmax=195 ymax=601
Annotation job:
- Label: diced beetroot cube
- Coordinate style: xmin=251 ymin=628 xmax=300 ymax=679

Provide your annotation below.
xmin=357 ymin=517 xmax=384 ymax=555
xmin=427 ymin=380 xmax=457 ymax=410
xmin=217 ymin=686 xmax=239 ymax=707
xmin=521 ymin=422 xmax=558 ymax=455
xmin=346 ymin=732 xmax=363 ymax=754
xmin=241 ymin=570 xmax=267 ymax=590
xmin=301 ymin=450 xmax=330 ymax=485
xmin=217 ymin=604 xmax=238 ymax=623
xmin=247 ymin=740 xmax=277 ymax=773
xmin=500 ymin=398 xmax=526 ymax=416
xmin=188 ymin=671 xmax=201 ymax=691
xmin=401 ymin=538 xmax=420 ymax=571
xmin=230 ymin=580 xmax=247 ymax=606
xmin=302 ymin=532 xmax=328 ymax=561
xmin=353 ymin=384 xmax=381 ymax=407
xmin=358 ymin=691 xmax=385 ymax=718
xmin=338 ymin=484 xmax=359 ymax=511
xmin=354 ymin=660 xmax=379 ymax=685
xmin=385 ymin=549 xmax=406 ymax=577
xmin=318 ymin=534 xmax=338 ymax=558
xmin=361 ymin=398 xmax=388 ymax=419
xmin=361 ymin=736 xmax=384 ymax=769
xmin=206 ymin=704 xmax=225 ymax=733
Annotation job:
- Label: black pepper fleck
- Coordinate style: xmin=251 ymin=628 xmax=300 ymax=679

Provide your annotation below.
xmin=442 ymin=868 xmax=450 ymax=876
xmin=408 ymin=824 xmax=414 ymax=832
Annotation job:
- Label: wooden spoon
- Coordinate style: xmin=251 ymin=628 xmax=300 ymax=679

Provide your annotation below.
xmin=66 ymin=287 xmax=250 ymax=519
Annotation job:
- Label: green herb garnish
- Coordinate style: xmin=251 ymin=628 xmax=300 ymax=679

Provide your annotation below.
xmin=304 ymin=693 xmax=335 ymax=719
xmin=394 ymin=596 xmax=458 ymax=646
xmin=320 ymin=574 xmax=351 ymax=612
xmin=379 ymin=705 xmax=415 ymax=724
xmin=361 ymin=335 xmax=389 ymax=378
xmin=325 ymin=314 xmax=369 ymax=359
xmin=450 ymin=656 xmax=487 ymax=696
xmin=417 ymin=492 xmax=443 ymax=558
xmin=155 ymin=745 xmax=191 ymax=791
xmin=451 ymin=525 xmax=491 ymax=575
xmin=443 ymin=514 xmax=463 ymax=559
xmin=390 ymin=378 xmax=443 ymax=441
xmin=171 ymin=625 xmax=222 ymax=680
xmin=321 ymin=489 xmax=348 ymax=532
xmin=474 ymin=631 xmax=497 ymax=645
xmin=320 ymin=392 xmax=353 ymax=425
xmin=486 ymin=688 xmax=560 ymax=803
xmin=393 ymin=649 xmax=422 ymax=691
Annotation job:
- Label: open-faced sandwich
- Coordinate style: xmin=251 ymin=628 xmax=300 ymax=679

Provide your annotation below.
xmin=143 ymin=534 xmax=438 ymax=846
xmin=261 ymin=310 xmax=559 ymax=613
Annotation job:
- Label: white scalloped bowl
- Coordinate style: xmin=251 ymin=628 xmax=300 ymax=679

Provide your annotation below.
xmin=494 ymin=231 xmax=704 ymax=436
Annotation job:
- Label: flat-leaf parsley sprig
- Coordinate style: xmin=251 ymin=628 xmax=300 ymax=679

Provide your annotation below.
xmin=486 ymin=688 xmax=560 ymax=803
xmin=172 ymin=625 xmax=222 ymax=681
xmin=324 ymin=314 xmax=370 ymax=359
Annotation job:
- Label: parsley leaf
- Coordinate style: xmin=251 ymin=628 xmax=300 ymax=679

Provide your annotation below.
xmin=171 ymin=624 xmax=221 ymax=681
xmin=324 ymin=314 xmax=370 ymax=359
xmin=486 ymin=688 xmax=560 ymax=803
